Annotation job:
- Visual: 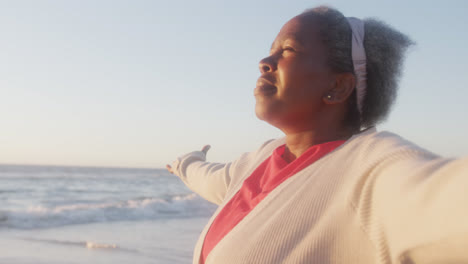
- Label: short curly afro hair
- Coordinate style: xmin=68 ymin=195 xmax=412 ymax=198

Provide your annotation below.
xmin=302 ymin=6 xmax=414 ymax=131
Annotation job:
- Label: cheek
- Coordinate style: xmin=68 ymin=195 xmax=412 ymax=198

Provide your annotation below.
xmin=278 ymin=61 xmax=304 ymax=92
xmin=279 ymin=60 xmax=331 ymax=98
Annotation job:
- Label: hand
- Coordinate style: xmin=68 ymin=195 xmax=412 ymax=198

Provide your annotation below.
xmin=166 ymin=145 xmax=211 ymax=174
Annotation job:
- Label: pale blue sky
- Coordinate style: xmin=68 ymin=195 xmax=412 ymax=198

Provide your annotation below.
xmin=1 ymin=0 xmax=467 ymax=168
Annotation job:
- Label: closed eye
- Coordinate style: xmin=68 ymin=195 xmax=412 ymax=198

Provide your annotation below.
xmin=283 ymin=46 xmax=295 ymax=52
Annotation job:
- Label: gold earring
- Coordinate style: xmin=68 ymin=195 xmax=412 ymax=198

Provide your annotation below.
xmin=326 ymin=94 xmax=332 ymax=99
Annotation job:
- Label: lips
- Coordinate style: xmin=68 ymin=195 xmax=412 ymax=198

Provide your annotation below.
xmin=254 ymin=78 xmax=277 ymax=97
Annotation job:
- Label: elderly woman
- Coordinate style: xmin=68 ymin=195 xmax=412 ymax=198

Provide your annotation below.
xmin=167 ymin=6 xmax=468 ymax=264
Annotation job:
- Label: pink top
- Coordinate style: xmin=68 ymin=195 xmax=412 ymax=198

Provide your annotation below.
xmin=200 ymin=140 xmax=345 ymax=263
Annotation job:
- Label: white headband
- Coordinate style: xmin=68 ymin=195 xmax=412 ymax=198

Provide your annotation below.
xmin=346 ymin=17 xmax=367 ymax=116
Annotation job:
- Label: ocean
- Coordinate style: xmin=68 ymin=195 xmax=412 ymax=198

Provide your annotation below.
xmin=0 ymin=164 xmax=216 ymax=264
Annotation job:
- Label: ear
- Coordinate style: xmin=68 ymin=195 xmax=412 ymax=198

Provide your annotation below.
xmin=322 ymin=73 xmax=356 ymax=105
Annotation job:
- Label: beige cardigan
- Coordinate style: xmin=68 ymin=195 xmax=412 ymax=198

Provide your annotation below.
xmin=172 ymin=129 xmax=468 ymax=264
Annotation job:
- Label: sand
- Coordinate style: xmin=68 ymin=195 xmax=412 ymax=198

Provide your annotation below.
xmin=0 ymin=217 xmax=209 ymax=264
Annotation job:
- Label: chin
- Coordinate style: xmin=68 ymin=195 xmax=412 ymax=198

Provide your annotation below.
xmin=255 ymin=98 xmax=288 ymax=128
xmin=255 ymin=103 xmax=278 ymax=126
xmin=255 ymin=103 xmax=268 ymax=121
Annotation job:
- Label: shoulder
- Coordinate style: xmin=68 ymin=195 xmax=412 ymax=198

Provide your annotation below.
xmin=342 ymin=127 xmax=440 ymax=161
xmin=226 ymin=137 xmax=285 ymax=189
xmin=257 ymin=137 xmax=286 ymax=154
xmin=233 ymin=137 xmax=285 ymax=166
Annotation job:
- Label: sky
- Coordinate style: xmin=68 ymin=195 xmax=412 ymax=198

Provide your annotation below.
xmin=0 ymin=0 xmax=467 ymax=168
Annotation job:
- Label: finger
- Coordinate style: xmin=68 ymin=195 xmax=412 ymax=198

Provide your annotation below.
xmin=201 ymin=145 xmax=211 ymax=155
xmin=166 ymin=164 xmax=173 ymax=174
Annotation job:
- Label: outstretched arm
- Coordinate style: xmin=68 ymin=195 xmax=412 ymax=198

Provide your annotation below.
xmin=167 ymin=145 xmax=233 ymax=205
xmin=353 ymin=152 xmax=468 ymax=263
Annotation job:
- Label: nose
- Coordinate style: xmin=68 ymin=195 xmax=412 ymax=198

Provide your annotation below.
xmin=258 ymin=55 xmax=276 ymax=73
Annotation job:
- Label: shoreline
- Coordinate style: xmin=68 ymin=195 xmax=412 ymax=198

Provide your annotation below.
xmin=0 ymin=217 xmax=209 ymax=264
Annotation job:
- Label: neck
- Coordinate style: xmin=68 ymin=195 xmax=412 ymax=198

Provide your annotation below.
xmin=282 ymin=129 xmax=351 ymax=162
xmin=274 ymin=104 xmax=356 ymax=162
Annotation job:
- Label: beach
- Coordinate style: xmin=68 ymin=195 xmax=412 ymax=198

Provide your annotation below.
xmin=0 ymin=165 xmax=216 ymax=264
xmin=0 ymin=217 xmax=209 ymax=264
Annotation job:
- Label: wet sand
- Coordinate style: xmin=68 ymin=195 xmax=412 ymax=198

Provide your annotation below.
xmin=0 ymin=217 xmax=208 ymax=264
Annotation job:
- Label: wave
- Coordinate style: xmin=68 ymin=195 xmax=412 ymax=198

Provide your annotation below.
xmin=20 ymin=237 xmax=141 ymax=254
xmin=24 ymin=237 xmax=117 ymax=249
xmin=0 ymin=193 xmax=216 ymax=230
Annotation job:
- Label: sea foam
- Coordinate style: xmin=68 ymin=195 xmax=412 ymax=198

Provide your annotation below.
xmin=1 ymin=193 xmax=215 ymax=229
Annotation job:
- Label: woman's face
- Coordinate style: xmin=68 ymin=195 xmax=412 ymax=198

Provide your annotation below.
xmin=255 ymin=14 xmax=336 ymax=132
